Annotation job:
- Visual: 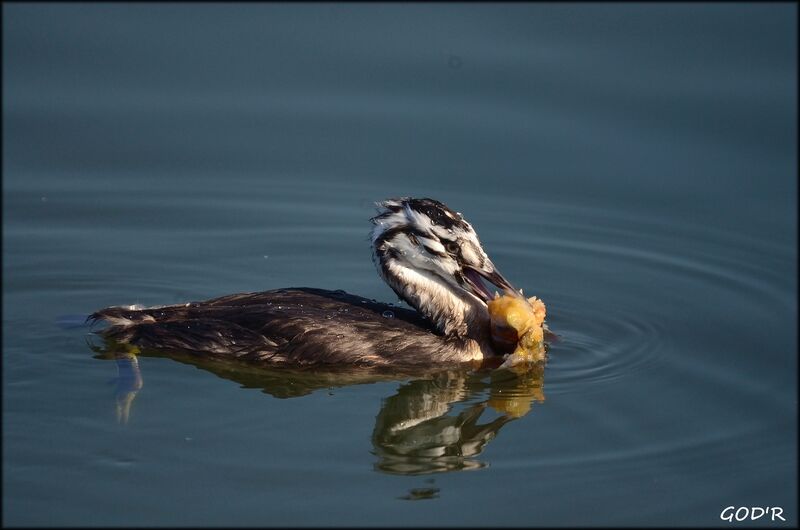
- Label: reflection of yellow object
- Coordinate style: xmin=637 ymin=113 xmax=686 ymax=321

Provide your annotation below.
xmin=486 ymin=363 xmax=545 ymax=417
xmin=488 ymin=294 xmax=547 ymax=367
xmin=488 ymin=395 xmax=534 ymax=418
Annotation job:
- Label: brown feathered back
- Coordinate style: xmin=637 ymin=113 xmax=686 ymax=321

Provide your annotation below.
xmin=90 ymin=288 xmax=478 ymax=366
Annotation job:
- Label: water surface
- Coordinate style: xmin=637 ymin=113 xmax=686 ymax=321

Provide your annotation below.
xmin=3 ymin=3 xmax=797 ymax=526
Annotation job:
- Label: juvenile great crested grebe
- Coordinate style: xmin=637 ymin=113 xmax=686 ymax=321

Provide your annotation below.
xmin=91 ymin=198 xmax=531 ymax=366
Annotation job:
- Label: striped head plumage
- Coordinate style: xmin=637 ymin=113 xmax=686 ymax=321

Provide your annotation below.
xmin=370 ymin=198 xmax=517 ymax=338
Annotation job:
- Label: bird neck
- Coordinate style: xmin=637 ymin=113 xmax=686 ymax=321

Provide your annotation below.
xmin=377 ymin=256 xmax=490 ymax=343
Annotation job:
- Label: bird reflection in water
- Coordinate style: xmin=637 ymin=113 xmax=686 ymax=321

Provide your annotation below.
xmin=372 ymin=364 xmax=544 ymax=475
xmin=90 ymin=338 xmax=545 ymax=475
xmin=94 ymin=340 xmax=144 ymax=424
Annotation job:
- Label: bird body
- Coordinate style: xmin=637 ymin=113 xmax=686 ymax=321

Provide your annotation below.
xmin=93 ymin=287 xmax=484 ymax=366
xmin=91 ymin=198 xmax=525 ymax=366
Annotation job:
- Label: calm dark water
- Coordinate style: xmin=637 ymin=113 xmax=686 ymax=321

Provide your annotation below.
xmin=3 ymin=3 xmax=797 ymax=527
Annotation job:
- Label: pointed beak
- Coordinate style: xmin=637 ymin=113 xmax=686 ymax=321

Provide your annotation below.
xmin=462 ymin=263 xmax=517 ymax=304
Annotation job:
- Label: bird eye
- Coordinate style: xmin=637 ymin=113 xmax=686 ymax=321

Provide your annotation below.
xmin=445 ymin=241 xmax=459 ymax=254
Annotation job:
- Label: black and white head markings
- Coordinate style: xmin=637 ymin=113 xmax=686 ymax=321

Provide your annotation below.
xmin=370 ymin=197 xmax=516 ymax=338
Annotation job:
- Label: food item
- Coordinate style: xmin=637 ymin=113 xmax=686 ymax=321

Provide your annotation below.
xmin=487 ymin=292 xmax=547 ymax=368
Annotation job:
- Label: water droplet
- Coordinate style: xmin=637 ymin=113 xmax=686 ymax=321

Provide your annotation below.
xmin=447 ymin=54 xmax=462 ymax=69
xmin=263 ymin=255 xmax=269 ymax=259
xmin=382 ymin=310 xmax=394 ymax=319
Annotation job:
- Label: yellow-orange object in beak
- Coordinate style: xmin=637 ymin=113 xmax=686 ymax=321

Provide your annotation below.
xmin=487 ymin=293 xmax=547 ymax=368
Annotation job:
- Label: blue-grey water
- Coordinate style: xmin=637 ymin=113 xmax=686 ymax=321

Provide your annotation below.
xmin=2 ymin=3 xmax=797 ymax=527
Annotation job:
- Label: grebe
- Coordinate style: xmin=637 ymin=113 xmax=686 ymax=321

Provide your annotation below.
xmin=90 ymin=198 xmax=524 ymax=366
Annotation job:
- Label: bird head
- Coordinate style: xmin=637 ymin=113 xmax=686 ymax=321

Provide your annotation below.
xmin=371 ymin=198 xmax=518 ymax=337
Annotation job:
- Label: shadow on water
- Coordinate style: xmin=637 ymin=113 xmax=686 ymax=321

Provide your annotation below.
xmin=89 ymin=336 xmax=546 ymax=476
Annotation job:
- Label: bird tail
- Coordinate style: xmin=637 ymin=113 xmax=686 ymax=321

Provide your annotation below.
xmin=88 ymin=305 xmax=153 ymax=327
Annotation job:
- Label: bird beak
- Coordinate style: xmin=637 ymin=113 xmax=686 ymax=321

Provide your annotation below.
xmin=463 ymin=264 xmax=518 ymax=304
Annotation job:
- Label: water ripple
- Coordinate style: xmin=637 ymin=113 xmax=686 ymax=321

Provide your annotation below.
xmin=544 ymin=295 xmax=668 ymax=393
